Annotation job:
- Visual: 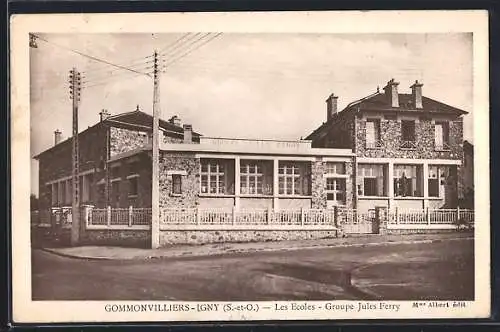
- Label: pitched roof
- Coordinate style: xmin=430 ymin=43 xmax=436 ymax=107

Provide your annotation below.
xmin=347 ymin=92 xmax=468 ymax=115
xmin=34 ymin=109 xmax=201 ymax=159
xmin=305 ymin=91 xmax=468 ymax=141
xmin=105 ymin=110 xmax=201 ymax=137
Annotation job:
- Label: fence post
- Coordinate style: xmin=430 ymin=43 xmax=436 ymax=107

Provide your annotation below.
xmin=426 ymin=207 xmax=430 ymax=225
xmin=129 ymin=206 xmax=133 ymax=227
xmin=456 ymin=206 xmax=461 ymax=222
xmin=395 ymin=207 xmax=399 ymax=224
xmin=107 ymin=206 xmax=111 ymax=226
xmin=232 ymin=206 xmax=237 ymax=226
xmin=300 ymin=208 xmax=305 ymax=226
xmin=196 ymin=206 xmax=200 ymax=225
xmin=333 ymin=206 xmax=339 ymax=228
xmin=267 ymin=207 xmax=272 ymax=225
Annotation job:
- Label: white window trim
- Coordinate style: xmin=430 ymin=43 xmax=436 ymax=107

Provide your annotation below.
xmin=126 ymin=174 xmax=140 ymax=179
xmin=167 ymin=170 xmax=187 ymax=176
xmin=200 ymin=161 xmax=227 ymax=195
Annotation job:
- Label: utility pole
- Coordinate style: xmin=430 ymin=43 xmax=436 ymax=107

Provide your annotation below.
xmin=151 ymin=51 xmax=160 ymax=249
xmin=69 ymin=68 xmax=81 ymax=245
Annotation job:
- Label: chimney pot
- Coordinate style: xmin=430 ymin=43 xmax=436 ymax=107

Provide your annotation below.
xmin=410 ymin=80 xmax=424 ymax=109
xmin=183 ymin=124 xmax=193 ymax=143
xmin=169 ymin=115 xmax=182 ymax=127
xmin=99 ymin=109 xmax=111 ymax=122
xmin=383 ymin=79 xmax=399 ymax=108
xmin=54 ymin=129 xmax=62 ymax=145
xmin=326 ymin=93 xmax=339 ymax=121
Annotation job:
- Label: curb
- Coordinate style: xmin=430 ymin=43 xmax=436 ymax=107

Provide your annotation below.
xmin=39 ymin=236 xmax=474 ymax=261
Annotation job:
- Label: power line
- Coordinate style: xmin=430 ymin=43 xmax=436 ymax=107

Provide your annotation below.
xmin=82 ymin=62 xmax=154 ymax=84
xmin=82 ymin=55 xmax=153 ymax=74
xmin=162 ymin=33 xmax=222 ymax=70
xmin=32 ymin=34 xmax=152 ymax=78
xmin=158 ymin=33 xmax=193 ymax=54
xmin=84 ymin=71 xmax=152 ymax=90
xmin=159 ymin=33 xmax=209 ymax=59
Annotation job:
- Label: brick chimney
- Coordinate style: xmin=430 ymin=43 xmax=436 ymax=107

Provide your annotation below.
xmin=183 ymin=124 xmax=193 ymax=143
xmin=54 ymin=129 xmax=62 ymax=145
xmin=99 ymin=109 xmax=111 ymax=122
xmin=326 ymin=94 xmax=339 ymax=121
xmin=410 ymin=80 xmax=423 ymax=109
xmin=169 ymin=115 xmax=182 ymax=127
xmin=383 ymin=79 xmax=399 ymax=108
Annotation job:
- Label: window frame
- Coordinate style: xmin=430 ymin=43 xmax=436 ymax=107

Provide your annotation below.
xmin=434 ymin=121 xmax=451 ymax=151
xmin=278 ymin=161 xmax=311 ymax=196
xmin=393 ymin=164 xmax=423 ymax=197
xmin=400 ymin=120 xmax=417 ymax=149
xmin=365 ymin=119 xmax=382 ymax=149
xmin=325 ymin=177 xmax=346 ymax=205
xmin=171 ymin=174 xmax=182 ymax=195
xmin=358 ymin=164 xmax=386 ymax=197
xmin=200 ymin=159 xmax=234 ymax=195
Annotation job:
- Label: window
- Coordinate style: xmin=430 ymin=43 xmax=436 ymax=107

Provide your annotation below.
xmin=110 ymin=181 xmax=120 ymax=207
xmin=128 ymin=160 xmax=140 ymax=174
xmin=278 ymin=161 xmax=311 ymax=196
xmin=366 ymin=119 xmax=381 ymax=148
xmin=172 ymin=174 xmax=182 ymax=195
xmin=129 ymin=176 xmax=139 ymax=196
xmin=401 ymin=120 xmax=416 ymax=149
xmin=325 ymin=162 xmax=345 ymax=175
xmin=393 ymin=165 xmax=423 ymax=197
xmin=110 ymin=165 xmax=121 ymax=180
xmin=51 ymin=183 xmax=58 ymax=206
xmin=81 ymin=174 xmax=93 ymax=203
xmin=358 ymin=164 xmax=385 ymax=196
xmin=428 ymin=165 xmax=450 ymax=197
xmin=58 ymin=181 xmax=65 ymax=205
xmin=326 ymin=178 xmax=346 ymax=205
xmin=200 ymin=159 xmax=235 ymax=195
xmin=435 ymin=122 xmax=450 ymax=150
xmin=240 ymin=160 xmax=273 ymax=195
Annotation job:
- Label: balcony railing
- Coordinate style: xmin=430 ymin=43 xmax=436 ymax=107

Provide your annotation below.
xmin=434 ymin=141 xmax=451 ymax=151
xmin=400 ymin=140 xmax=417 ymax=149
xmin=365 ymin=139 xmax=382 ymax=149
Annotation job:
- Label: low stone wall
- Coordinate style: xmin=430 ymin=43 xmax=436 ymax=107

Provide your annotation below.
xmin=386 ymin=228 xmax=462 ymax=235
xmin=82 ymin=230 xmax=151 ymax=248
xmin=160 ymin=229 xmax=340 ymax=245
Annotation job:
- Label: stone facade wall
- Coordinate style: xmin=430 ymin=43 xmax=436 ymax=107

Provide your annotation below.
xmin=311 ymin=161 xmax=326 ymax=208
xmin=160 ymin=229 xmax=339 ymax=245
xmin=159 ymin=152 xmax=200 ymax=208
xmin=82 ymin=229 xmax=151 ymax=248
xmin=107 ymin=154 xmax=152 ymax=208
xmin=37 ymin=125 xmax=108 ymax=210
xmin=110 ymin=127 xmax=149 ymax=157
xmin=355 ymin=115 xmax=463 ymax=159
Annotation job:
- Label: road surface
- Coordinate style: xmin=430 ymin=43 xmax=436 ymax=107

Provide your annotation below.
xmin=32 ymin=238 xmax=474 ymax=301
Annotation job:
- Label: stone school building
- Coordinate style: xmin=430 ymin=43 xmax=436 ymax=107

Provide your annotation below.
xmin=33 ymin=79 xmax=471 ymax=247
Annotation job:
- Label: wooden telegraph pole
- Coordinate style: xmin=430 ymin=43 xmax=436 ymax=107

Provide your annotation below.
xmin=151 ymin=51 xmax=161 ymax=249
xmin=69 ymin=68 xmax=82 ymax=246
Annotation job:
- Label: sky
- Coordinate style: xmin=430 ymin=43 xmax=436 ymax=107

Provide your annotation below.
xmin=30 ymin=33 xmax=473 ymax=195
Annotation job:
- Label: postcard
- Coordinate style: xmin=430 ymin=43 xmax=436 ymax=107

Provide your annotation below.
xmin=10 ymin=10 xmax=490 ymax=323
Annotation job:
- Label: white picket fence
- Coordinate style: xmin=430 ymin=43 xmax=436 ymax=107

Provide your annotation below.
xmin=87 ymin=206 xmax=151 ymax=230
xmin=388 ymin=208 xmax=474 ymax=230
xmin=31 ymin=206 xmax=474 ymax=232
xmin=159 ymin=207 xmax=338 ymax=230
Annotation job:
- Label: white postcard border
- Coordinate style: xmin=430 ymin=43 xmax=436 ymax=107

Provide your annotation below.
xmin=10 ymin=10 xmax=490 ymax=323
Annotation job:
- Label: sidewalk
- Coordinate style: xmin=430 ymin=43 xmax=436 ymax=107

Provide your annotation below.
xmin=40 ymin=232 xmax=473 ymax=261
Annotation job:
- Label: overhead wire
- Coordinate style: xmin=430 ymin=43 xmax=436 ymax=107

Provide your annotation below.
xmin=162 ymin=33 xmax=223 ymax=71
xmin=158 ymin=33 xmax=194 ymax=54
xmin=32 ymin=34 xmax=152 ymax=78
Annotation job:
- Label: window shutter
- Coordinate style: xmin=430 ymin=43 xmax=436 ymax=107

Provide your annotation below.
xmin=366 ymin=121 xmax=375 ymax=144
xmin=435 ymin=123 xmax=443 ymax=147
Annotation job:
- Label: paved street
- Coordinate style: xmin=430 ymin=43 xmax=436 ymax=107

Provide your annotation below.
xmin=32 ymin=238 xmax=474 ymax=301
